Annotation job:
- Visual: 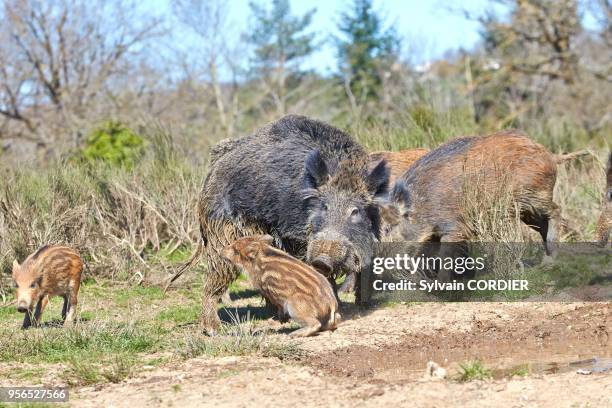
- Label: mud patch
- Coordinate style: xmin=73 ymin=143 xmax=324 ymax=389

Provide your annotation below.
xmin=307 ymin=304 xmax=611 ymax=382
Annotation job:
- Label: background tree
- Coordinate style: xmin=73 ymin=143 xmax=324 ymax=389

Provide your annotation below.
xmin=336 ymin=0 xmax=399 ymax=105
xmin=470 ymin=0 xmax=584 ymax=128
xmin=0 ymin=0 xmax=160 ymax=151
xmin=173 ymin=0 xmax=238 ymax=137
xmin=246 ymin=0 xmax=316 ymax=115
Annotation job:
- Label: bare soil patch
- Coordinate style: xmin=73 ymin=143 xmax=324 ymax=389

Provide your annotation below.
xmin=71 ymin=302 xmax=611 ymax=407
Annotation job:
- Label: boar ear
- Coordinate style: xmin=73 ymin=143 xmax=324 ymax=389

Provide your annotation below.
xmin=366 ymin=159 xmax=390 ymax=197
xmin=12 ymin=260 xmax=20 ymax=273
xmin=303 ymin=150 xmax=329 ymax=190
xmin=244 ymin=244 xmax=259 ymax=261
xmin=390 ymin=181 xmax=411 ymax=208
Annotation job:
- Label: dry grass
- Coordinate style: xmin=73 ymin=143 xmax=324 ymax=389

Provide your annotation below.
xmin=555 ymin=151 xmax=608 ymax=241
xmin=0 ymin=118 xmax=608 ymax=293
xmin=461 ymin=166 xmax=529 ymax=279
xmin=0 ymin=126 xmax=202 ymax=288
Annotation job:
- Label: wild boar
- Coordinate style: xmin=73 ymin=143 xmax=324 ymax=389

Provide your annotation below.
xmin=172 ymin=115 xmax=388 ymax=334
xmin=222 ymin=235 xmax=340 ymax=337
xmin=596 ymin=152 xmax=611 ymax=245
xmin=12 ymin=245 xmax=83 ymax=329
xmin=368 ymin=148 xmax=429 ymax=185
xmin=381 ymin=130 xmax=564 ymax=256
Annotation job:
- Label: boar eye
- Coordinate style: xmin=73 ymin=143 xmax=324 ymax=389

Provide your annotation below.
xmin=321 ymin=202 xmax=328 ymax=211
xmin=13 ymin=281 xmax=18 ymax=288
xmin=30 ymin=282 xmax=36 ymax=289
xmin=350 ymin=207 xmax=360 ymax=217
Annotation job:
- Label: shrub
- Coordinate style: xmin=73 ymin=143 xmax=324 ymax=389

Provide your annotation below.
xmin=81 ymin=121 xmax=145 ymax=168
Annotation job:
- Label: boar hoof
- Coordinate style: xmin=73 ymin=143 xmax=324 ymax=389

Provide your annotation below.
xmin=289 ymin=323 xmax=321 ymax=337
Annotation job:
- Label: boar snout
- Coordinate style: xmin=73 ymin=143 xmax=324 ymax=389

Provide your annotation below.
xmin=307 ymin=233 xmax=361 ymax=277
xmin=16 ymin=302 xmax=29 ymax=313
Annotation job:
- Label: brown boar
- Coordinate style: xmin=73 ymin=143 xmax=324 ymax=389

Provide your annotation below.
xmin=368 ymin=148 xmax=429 ymax=185
xmin=222 ymin=235 xmax=340 ymax=337
xmin=596 ymin=152 xmax=612 ymax=245
xmin=12 ymin=245 xmax=83 ymax=329
xmin=381 ymin=131 xmax=564 ymax=256
xmin=369 ymin=147 xmax=585 ymax=187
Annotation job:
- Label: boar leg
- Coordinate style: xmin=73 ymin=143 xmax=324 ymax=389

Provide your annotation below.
xmin=532 ymin=212 xmax=559 ymax=258
xmin=437 ymin=235 xmax=469 ymax=282
xmin=32 ymin=295 xmax=49 ymax=327
xmin=21 ymin=308 xmax=33 ymax=330
xmin=64 ymin=282 xmax=80 ymax=326
xmin=61 ymin=295 xmax=69 ymax=321
xmin=276 ymin=306 xmax=290 ymax=323
xmin=287 ymin=302 xmax=323 ymax=337
xmin=289 ymin=320 xmax=322 ymax=337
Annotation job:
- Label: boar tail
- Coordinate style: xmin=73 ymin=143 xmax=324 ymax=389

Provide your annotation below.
xmin=164 ymin=238 xmax=205 ymax=293
xmin=554 ymin=149 xmax=591 ymax=164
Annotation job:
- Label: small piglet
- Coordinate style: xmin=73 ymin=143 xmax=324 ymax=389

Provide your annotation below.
xmin=222 ymin=235 xmax=340 ymax=337
xmin=12 ymin=245 xmax=83 ymax=329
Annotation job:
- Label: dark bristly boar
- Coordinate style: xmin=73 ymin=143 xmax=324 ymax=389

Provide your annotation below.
xmin=222 ymin=235 xmax=340 ymax=337
xmin=12 ymin=245 xmax=83 ymax=329
xmin=596 ymin=152 xmax=611 ymax=245
xmin=173 ymin=115 xmax=388 ymax=334
xmin=381 ymin=130 xmax=563 ymax=255
xmin=368 ymin=148 xmax=429 ymax=185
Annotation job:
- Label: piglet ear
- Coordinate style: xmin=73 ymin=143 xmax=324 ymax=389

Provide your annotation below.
xmin=303 ymin=150 xmax=329 ymax=190
xmin=12 ymin=260 xmax=19 ymax=277
xmin=366 ymin=159 xmax=390 ymax=197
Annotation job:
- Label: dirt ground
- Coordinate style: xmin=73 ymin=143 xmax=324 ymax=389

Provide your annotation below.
xmin=72 ymin=301 xmax=611 ymax=407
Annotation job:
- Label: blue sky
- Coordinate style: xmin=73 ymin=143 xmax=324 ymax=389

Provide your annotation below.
xmin=147 ymin=0 xmax=499 ymax=77
xmin=224 ymin=0 xmax=496 ymax=73
xmin=147 ymin=0 xmax=602 ymax=79
xmin=230 ymin=0 xmax=496 ymax=73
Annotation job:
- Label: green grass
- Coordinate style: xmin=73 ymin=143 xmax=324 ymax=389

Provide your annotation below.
xmin=0 ymin=305 xmax=18 ymax=320
xmin=0 ymin=321 xmax=160 ymax=364
xmin=456 ymin=361 xmax=492 ymax=382
xmin=114 ymin=286 xmax=165 ymax=306
xmin=510 ymin=365 xmax=530 ymax=377
xmin=0 ymin=279 xmax=303 ymax=387
xmin=155 ymin=305 xmax=200 ymax=325
xmin=228 ymin=273 xmax=248 ymax=293
xmin=0 ymin=404 xmax=69 ymax=408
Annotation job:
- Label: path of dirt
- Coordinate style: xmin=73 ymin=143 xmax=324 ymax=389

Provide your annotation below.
xmin=72 ymin=302 xmax=611 ymax=407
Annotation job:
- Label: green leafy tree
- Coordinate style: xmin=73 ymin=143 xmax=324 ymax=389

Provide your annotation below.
xmin=336 ymin=0 xmax=399 ymax=101
xmin=81 ymin=122 xmax=145 ymax=168
xmin=246 ymin=0 xmax=316 ymax=114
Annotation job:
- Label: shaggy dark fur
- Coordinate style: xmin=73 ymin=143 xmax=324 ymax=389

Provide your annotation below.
xmin=196 ymin=115 xmax=388 ymax=333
